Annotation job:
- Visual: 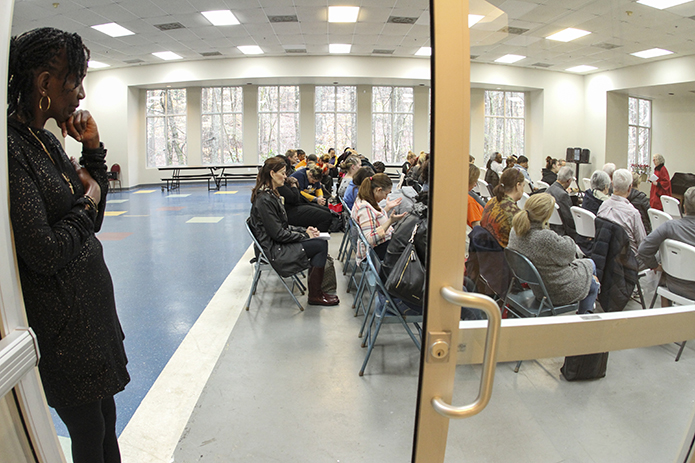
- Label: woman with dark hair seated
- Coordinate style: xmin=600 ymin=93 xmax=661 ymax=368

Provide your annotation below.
xmin=480 ymin=168 xmax=524 ymax=247
xmin=250 ymin=158 xmax=339 ymax=306
xmin=290 ymin=165 xmax=327 ymax=206
xmin=344 ymin=166 xmax=374 ymax=210
xmin=337 ymin=155 xmax=361 ymax=197
xmin=275 ymin=156 xmax=335 ymax=232
xmin=541 ymin=157 xmax=559 ymax=185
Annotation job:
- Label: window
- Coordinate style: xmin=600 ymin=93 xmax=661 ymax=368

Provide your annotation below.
xmin=258 ymin=86 xmax=300 ymax=161
xmin=483 ymin=90 xmax=525 ymax=163
xmin=146 ymin=89 xmax=187 ymax=167
xmin=628 ymin=97 xmax=651 ymax=169
xmin=315 ymin=86 xmax=357 ymax=155
xmin=372 ymin=86 xmax=414 ymax=163
xmin=201 ymin=87 xmax=243 ymax=164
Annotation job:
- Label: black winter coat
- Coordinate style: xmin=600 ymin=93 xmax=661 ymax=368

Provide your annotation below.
xmin=582 ymin=189 xmax=603 ymax=215
xmin=541 ymin=168 xmax=557 ymax=185
xmin=381 ymin=203 xmax=428 ymax=286
xmin=250 ymin=188 xmax=311 ymax=277
xmin=591 ymin=217 xmax=639 ymax=312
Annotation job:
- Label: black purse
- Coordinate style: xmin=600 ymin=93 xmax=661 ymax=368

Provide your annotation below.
xmin=385 ymin=224 xmax=426 ymax=305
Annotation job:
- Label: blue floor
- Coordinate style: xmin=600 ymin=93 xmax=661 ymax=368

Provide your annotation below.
xmin=51 ymin=182 xmax=254 ymax=436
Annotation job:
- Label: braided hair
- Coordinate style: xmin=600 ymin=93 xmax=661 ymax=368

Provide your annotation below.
xmin=8 ymin=27 xmax=90 ymax=121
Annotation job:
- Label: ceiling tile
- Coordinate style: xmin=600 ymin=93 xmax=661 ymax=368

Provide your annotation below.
xmin=498 ymin=0 xmax=542 ymax=20
xmin=235 ymin=8 xmax=270 ymax=24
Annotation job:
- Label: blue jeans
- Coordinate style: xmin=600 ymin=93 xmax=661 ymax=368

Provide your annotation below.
xmin=578 ymin=260 xmax=600 ymax=314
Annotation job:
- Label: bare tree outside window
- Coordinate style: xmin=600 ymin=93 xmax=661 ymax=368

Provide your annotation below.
xmin=628 ymin=97 xmax=651 ymax=170
xmin=201 ymin=87 xmax=243 ymax=164
xmin=146 ymin=89 xmax=187 ymax=167
xmin=315 ymin=86 xmax=357 ymax=155
xmin=483 ymin=90 xmax=525 ymax=164
xmin=372 ymin=86 xmax=414 ymax=163
xmin=258 ymin=86 xmax=300 ymax=161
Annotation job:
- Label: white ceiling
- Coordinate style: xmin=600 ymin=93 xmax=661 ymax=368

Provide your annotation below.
xmin=10 ymin=0 xmax=695 ymax=77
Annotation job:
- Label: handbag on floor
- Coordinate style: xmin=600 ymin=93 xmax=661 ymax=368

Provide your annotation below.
xmin=560 ymin=352 xmax=609 ymax=381
xmin=384 ymin=224 xmax=426 ymax=305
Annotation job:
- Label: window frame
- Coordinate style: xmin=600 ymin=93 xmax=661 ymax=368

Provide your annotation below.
xmin=483 ymin=90 xmax=525 ymax=163
xmin=314 ymin=85 xmax=357 ymax=155
xmin=201 ymin=86 xmax=244 ymax=165
xmin=257 ymin=85 xmax=300 ymax=162
xmin=628 ymin=96 xmax=652 ymax=170
xmin=371 ymin=86 xmax=415 ymax=163
xmin=146 ymin=88 xmax=188 ymax=168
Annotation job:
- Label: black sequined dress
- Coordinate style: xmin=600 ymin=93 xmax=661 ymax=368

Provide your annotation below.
xmin=8 ymin=118 xmax=129 ymax=408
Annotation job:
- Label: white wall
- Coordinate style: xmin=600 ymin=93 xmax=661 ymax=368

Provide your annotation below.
xmin=652 ymin=95 xmax=695 ymax=176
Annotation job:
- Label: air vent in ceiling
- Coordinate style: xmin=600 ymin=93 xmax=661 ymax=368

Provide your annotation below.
xmin=689 ymin=90 xmax=695 ymax=93
xmin=387 ymin=16 xmax=418 ymax=24
xmin=373 ymin=49 xmax=394 ymax=54
xmin=200 ymin=51 xmax=222 ymax=57
xmin=154 ymin=22 xmax=185 ymax=31
xmin=531 ymin=62 xmax=553 ymax=68
xmin=285 ymin=48 xmax=307 ymax=53
xmin=123 ymin=59 xmax=144 ymax=64
xmin=268 ymin=15 xmax=298 ymax=23
xmin=498 ymin=26 xmax=528 ymax=35
xmin=470 ymin=55 xmax=479 ymax=60
xmin=595 ymin=42 xmax=621 ymax=50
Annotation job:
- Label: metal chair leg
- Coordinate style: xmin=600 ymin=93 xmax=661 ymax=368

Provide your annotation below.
xmin=676 ymin=341 xmax=687 ymax=361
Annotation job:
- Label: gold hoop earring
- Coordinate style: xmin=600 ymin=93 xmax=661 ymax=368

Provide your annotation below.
xmin=39 ymin=95 xmax=51 ymax=112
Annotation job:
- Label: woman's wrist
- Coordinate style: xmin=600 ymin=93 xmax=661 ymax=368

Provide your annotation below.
xmin=83 ymin=194 xmax=98 ymax=211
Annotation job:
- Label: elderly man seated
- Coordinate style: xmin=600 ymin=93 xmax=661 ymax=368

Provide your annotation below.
xmin=582 ymin=170 xmax=611 ymax=215
xmin=638 ymin=186 xmax=695 ymax=301
xmin=546 ymin=165 xmax=577 ymax=239
xmin=597 ymin=168 xmax=647 ymax=256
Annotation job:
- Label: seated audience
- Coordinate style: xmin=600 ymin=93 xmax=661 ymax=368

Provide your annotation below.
xmin=541 ymin=157 xmax=559 ymax=185
xmin=628 ymin=171 xmax=652 ymax=234
xmin=582 ymin=170 xmax=611 ymax=215
xmin=468 ymin=164 xmax=483 ymax=227
xmin=650 ymin=153 xmax=672 ymax=211
xmin=276 ymin=156 xmax=335 ymax=232
xmin=504 ymin=156 xmax=516 ymax=171
xmin=485 ymin=157 xmax=500 ymax=190
xmin=406 ymin=152 xmax=427 ymax=185
xmin=508 ymin=194 xmax=599 ymax=314
xmin=546 ymin=165 xmax=577 ymax=239
xmin=602 ymin=162 xmax=616 ymax=181
xmin=489 ymin=152 xmax=504 ymax=176
xmin=337 ymin=155 xmax=361 ymax=197
xmin=327 ymin=147 xmax=338 ymax=177
xmin=481 ymin=168 xmax=524 ymax=247
xmin=597 ymin=168 xmax=647 ymax=256
xmin=418 ymin=158 xmax=430 ymax=192
xmin=638 ymin=186 xmax=695 ymax=301
xmin=344 ymin=166 xmax=374 ymax=211
xmin=352 ymin=173 xmax=405 ymax=262
xmin=250 ymin=157 xmax=338 ymax=306
xmin=402 ymin=150 xmax=418 ymax=175
xmin=290 ymin=166 xmax=326 ymax=205
xmin=373 ymin=161 xmax=386 ymax=174
xmin=513 ymin=155 xmax=535 ymax=190
xmin=285 ymin=149 xmax=298 ymax=173
xmin=294 ymin=149 xmax=307 ymax=168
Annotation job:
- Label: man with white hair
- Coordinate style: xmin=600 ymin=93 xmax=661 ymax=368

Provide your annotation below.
xmin=546 ymin=165 xmax=577 ymax=239
xmin=602 ymin=162 xmax=616 ymax=180
xmin=638 ymin=186 xmax=695 ymax=301
xmin=597 ymin=168 xmax=647 ymax=255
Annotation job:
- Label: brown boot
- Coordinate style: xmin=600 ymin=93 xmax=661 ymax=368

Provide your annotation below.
xmin=307 ymin=266 xmax=340 ymax=306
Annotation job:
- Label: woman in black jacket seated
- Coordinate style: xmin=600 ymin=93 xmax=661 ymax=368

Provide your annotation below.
xmin=250 ymin=157 xmax=339 ymax=306
xmin=275 ymin=156 xmax=335 ymax=232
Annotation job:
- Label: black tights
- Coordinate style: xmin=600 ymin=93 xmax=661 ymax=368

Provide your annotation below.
xmin=55 ymin=396 xmax=121 ymax=463
xmin=301 ymin=238 xmax=328 ymax=267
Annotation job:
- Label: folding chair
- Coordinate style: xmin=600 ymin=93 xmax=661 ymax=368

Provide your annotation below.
xmin=570 ymin=206 xmax=596 ymax=238
xmin=503 ymin=248 xmax=579 ymax=372
xmin=648 ymin=239 xmax=695 ymax=361
xmin=357 ymin=231 xmax=423 ymax=376
xmin=474 ymin=178 xmax=491 ymax=200
xmin=648 ymin=208 xmax=672 ymax=231
xmin=517 ymin=192 xmax=529 ymax=209
xmin=549 ymin=203 xmax=562 ymax=226
xmin=337 ymin=196 xmax=352 ymax=262
xmin=244 ymin=219 xmax=306 ymax=312
xmin=661 ymin=195 xmax=682 ymax=218
xmin=582 ymin=178 xmax=592 ymax=191
xmin=536 ymin=180 xmax=550 ymax=190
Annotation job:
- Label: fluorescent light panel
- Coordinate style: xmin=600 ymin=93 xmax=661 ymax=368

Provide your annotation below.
xmin=566 ymin=65 xmax=597 ymax=73
xmin=202 ymin=10 xmax=239 ymax=26
xmin=631 ymin=48 xmax=673 ymax=58
xmin=91 ymin=22 xmax=134 ymax=37
xmin=88 ymin=60 xmax=110 ymax=69
xmin=469 ymin=14 xmax=484 ymax=27
xmin=415 ymin=46 xmax=431 ymax=56
xmin=495 ymin=54 xmax=525 ymax=63
xmin=546 ymin=28 xmax=591 ymax=42
xmin=637 ymin=0 xmax=693 ymax=9
xmin=329 ymin=44 xmax=351 ymax=54
xmin=238 ymin=45 xmax=263 ymax=55
xmin=152 ymin=51 xmax=182 ymax=60
xmin=328 ymin=6 xmax=359 ymax=22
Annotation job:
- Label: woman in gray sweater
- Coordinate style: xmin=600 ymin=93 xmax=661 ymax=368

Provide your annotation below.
xmin=508 ymin=193 xmax=599 ymax=314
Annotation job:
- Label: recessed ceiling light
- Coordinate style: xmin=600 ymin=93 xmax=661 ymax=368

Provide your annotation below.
xmin=329 ymin=44 xmax=351 ymax=54
xmin=91 ymin=22 xmax=134 ymax=37
xmin=637 ymin=0 xmax=693 ymax=9
xmin=631 ymin=48 xmax=674 ymax=58
xmin=88 ymin=60 xmax=110 ymax=69
xmin=415 ymin=46 xmax=431 ymax=56
xmin=469 ymin=14 xmax=484 ymax=27
xmin=238 ymin=45 xmax=263 ymax=55
xmin=202 ymin=10 xmax=239 ymax=26
xmin=152 ymin=51 xmax=182 ymax=60
xmin=546 ymin=28 xmax=591 ymax=42
xmin=566 ymin=65 xmax=598 ymax=73
xmin=495 ymin=54 xmax=525 ymax=63
xmin=328 ymin=6 xmax=360 ymax=23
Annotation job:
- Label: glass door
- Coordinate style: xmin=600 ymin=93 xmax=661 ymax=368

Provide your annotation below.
xmin=413 ymin=0 xmax=695 ymax=461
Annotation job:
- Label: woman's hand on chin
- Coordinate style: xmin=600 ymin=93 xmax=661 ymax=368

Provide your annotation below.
xmin=61 ymin=110 xmax=100 ymax=149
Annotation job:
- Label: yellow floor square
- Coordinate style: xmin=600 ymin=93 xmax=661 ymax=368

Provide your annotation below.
xmin=134 ymin=190 xmax=156 ymax=194
xmin=186 ymin=217 xmax=224 ymax=224
xmin=214 ymin=191 xmax=238 ymax=195
xmin=104 ymin=211 xmax=127 ymax=216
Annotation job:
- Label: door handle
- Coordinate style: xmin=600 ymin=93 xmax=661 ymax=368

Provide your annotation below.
xmin=432 ymin=286 xmax=501 ymax=419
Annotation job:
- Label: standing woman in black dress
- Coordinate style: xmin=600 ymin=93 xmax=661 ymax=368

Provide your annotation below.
xmin=7 ymin=28 xmax=129 ymax=463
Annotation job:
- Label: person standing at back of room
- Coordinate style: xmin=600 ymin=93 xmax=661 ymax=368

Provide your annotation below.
xmin=7 ymin=27 xmax=130 ymax=463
